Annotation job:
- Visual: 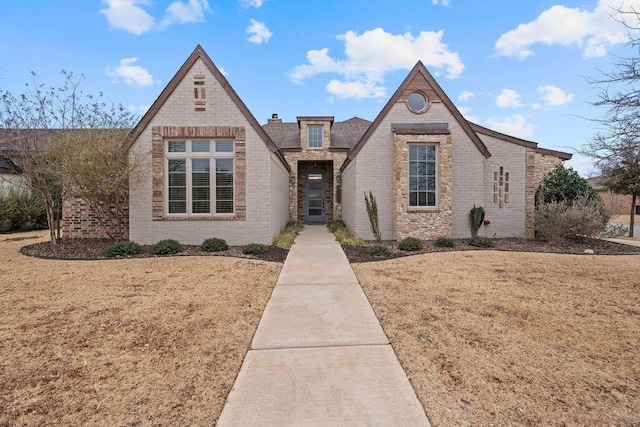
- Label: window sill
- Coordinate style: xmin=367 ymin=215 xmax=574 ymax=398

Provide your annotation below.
xmin=157 ymin=214 xmax=238 ymax=221
xmin=407 ymin=208 xmax=440 ymax=213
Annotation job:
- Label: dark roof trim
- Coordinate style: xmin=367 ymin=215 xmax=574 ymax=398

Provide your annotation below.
xmin=126 ymin=45 xmax=290 ymax=171
xmin=536 ymin=147 xmax=573 ymax=160
xmin=342 ymin=62 xmax=490 ymax=172
xmin=391 ymin=123 xmax=450 ymax=135
xmin=297 ymin=116 xmax=335 ymax=129
xmin=469 ymin=122 xmax=537 ymax=148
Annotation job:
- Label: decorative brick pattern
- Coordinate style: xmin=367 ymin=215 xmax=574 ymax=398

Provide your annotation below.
xmin=62 ymin=197 xmax=129 ymax=240
xmin=151 ymin=126 xmax=246 ymax=221
xmin=393 ymin=133 xmax=453 ymax=240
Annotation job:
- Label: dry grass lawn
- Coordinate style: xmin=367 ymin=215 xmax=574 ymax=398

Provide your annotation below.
xmin=0 ymin=231 xmax=281 ymax=425
xmin=354 ymin=251 xmax=640 ymax=426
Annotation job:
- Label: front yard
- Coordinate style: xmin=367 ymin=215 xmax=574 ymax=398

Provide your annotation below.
xmin=354 ymin=251 xmax=640 ymax=426
xmin=0 ymin=231 xmax=281 ymax=425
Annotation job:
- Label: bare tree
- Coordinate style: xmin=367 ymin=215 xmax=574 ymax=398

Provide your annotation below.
xmin=582 ymin=8 xmax=640 ymax=237
xmin=0 ymin=71 xmax=139 ymax=244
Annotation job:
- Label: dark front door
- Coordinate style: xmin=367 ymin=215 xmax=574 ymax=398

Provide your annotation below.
xmin=305 ymin=172 xmax=325 ymax=222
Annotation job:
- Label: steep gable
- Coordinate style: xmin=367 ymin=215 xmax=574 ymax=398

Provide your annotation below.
xmin=126 ymin=45 xmax=288 ymax=169
xmin=343 ymin=61 xmax=490 ymax=170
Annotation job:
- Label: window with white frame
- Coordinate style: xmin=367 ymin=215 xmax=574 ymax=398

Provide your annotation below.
xmin=308 ymin=125 xmax=323 ymax=148
xmin=408 ymin=144 xmax=437 ymax=207
xmin=166 ymin=139 xmax=234 ymax=215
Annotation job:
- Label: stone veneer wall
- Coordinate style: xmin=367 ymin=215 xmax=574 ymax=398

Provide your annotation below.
xmin=62 ymin=197 xmax=129 ymax=239
xmin=524 ymin=150 xmax=564 ymax=238
xmin=151 ymin=126 xmax=246 ymax=221
xmin=393 ymin=133 xmax=453 ymax=240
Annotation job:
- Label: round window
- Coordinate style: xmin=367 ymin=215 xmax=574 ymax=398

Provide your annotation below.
xmin=407 ymin=91 xmax=428 ymax=113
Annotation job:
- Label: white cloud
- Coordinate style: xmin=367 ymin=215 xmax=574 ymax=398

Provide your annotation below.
xmin=289 ymin=28 xmax=464 ymax=99
xmin=432 ymin=0 xmax=451 ymax=6
xmin=107 ymin=57 xmax=155 ymax=87
xmin=538 ymin=85 xmax=574 ymax=106
xmin=246 ymin=19 xmax=272 ymax=44
xmin=458 ymin=106 xmax=479 ymax=123
xmin=100 ymin=0 xmax=155 ymax=35
xmin=326 ymin=79 xmax=386 ymax=99
xmin=496 ymin=88 xmax=522 ymax=108
xmin=458 ymin=90 xmax=474 ymax=102
xmin=487 ymin=114 xmax=535 ymax=138
xmin=495 ymin=0 xmax=640 ymax=59
xmin=160 ymin=0 xmax=210 ymax=28
xmin=100 ymin=0 xmax=210 ymax=34
xmin=240 ymin=0 xmax=264 ymax=8
xmin=127 ymin=104 xmax=150 ymax=115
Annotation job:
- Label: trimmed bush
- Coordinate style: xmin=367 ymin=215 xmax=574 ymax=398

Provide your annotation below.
xmin=201 ymin=237 xmax=228 ymax=252
xmin=469 ymin=236 xmax=494 ymax=248
xmin=103 ymin=241 xmax=142 ymax=258
xmin=242 ymin=243 xmax=268 ymax=255
xmin=434 ymin=236 xmax=456 ymax=248
xmin=367 ymin=243 xmax=390 ymax=256
xmin=151 ymin=239 xmax=183 ymax=256
xmin=398 ymin=237 xmax=423 ymax=251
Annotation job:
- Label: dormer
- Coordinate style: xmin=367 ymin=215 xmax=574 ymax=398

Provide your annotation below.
xmin=297 ymin=116 xmax=334 ymax=150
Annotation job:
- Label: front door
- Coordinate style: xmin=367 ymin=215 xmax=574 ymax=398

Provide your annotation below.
xmin=305 ymin=173 xmax=325 ymax=222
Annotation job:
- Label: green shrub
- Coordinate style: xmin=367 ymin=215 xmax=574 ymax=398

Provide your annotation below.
xmin=470 ymin=205 xmax=485 ymax=238
xmin=242 ymin=243 xmax=268 ymax=255
xmin=201 ymin=237 xmax=228 ymax=252
xmin=535 ymin=165 xmax=601 ymax=207
xmin=0 ymin=188 xmax=46 ymax=231
xmin=434 ymin=236 xmax=456 ymax=248
xmin=535 ymin=196 xmax=608 ymax=244
xmin=103 ymin=241 xmax=142 ymax=258
xmin=364 ymin=191 xmax=382 ymax=241
xmin=468 ymin=236 xmax=494 ymax=248
xmin=398 ymin=237 xmax=423 ymax=251
xmin=327 ymin=220 xmax=346 ymax=233
xmin=366 ymin=243 xmax=390 ymax=256
xmin=151 ymin=239 xmax=183 ymax=255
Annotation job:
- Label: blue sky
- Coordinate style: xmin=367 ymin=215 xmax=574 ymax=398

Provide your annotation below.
xmin=1 ymin=0 xmax=639 ymax=176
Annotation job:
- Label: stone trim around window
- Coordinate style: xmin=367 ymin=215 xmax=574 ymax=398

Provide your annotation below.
xmin=152 ymin=126 xmax=246 ymax=221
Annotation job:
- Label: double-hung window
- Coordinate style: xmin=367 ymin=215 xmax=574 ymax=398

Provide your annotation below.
xmin=166 ymin=139 xmax=234 ymax=215
xmin=409 ymin=144 xmax=437 ymax=208
xmin=308 ymin=125 xmax=323 ymax=148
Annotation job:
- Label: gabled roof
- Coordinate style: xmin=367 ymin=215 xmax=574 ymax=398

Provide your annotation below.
xmin=263 ymin=116 xmax=371 ymax=150
xmin=126 ymin=45 xmax=289 ymax=170
xmin=342 ymin=61 xmax=491 ymax=171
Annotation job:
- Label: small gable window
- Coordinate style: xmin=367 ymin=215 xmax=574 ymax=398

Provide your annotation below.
xmin=165 ymin=139 xmax=235 ymax=215
xmin=308 ymin=125 xmax=323 ymax=148
xmin=407 ymin=91 xmax=428 ymax=113
xmin=409 ymin=144 xmax=437 ymax=207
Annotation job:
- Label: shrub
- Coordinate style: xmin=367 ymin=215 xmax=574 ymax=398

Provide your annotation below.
xmin=201 ymin=237 xmax=228 ymax=252
xmin=0 ymin=188 xmax=46 ymax=232
xmin=535 ymin=196 xmax=608 ymax=244
xmin=434 ymin=236 xmax=456 ymax=248
xmin=469 ymin=236 xmax=494 ymax=248
xmin=151 ymin=239 xmax=183 ymax=255
xmin=367 ymin=243 xmax=390 ymax=256
xmin=364 ymin=191 xmax=382 ymax=241
xmin=470 ymin=205 xmax=485 ymax=238
xmin=103 ymin=241 xmax=142 ymax=258
xmin=273 ymin=221 xmax=303 ymax=249
xmin=535 ymin=164 xmax=600 ymax=207
xmin=398 ymin=237 xmax=423 ymax=251
xmin=242 ymin=243 xmax=268 ymax=255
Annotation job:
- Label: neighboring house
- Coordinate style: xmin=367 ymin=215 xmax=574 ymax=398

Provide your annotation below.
xmin=63 ymin=45 xmax=571 ymax=244
xmin=0 ymin=155 xmax=26 ymax=193
xmin=587 ymin=176 xmax=636 ymax=216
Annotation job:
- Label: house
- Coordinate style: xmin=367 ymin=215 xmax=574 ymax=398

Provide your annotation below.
xmin=63 ymin=45 xmax=571 ymax=244
xmin=587 ymin=176 xmax=637 ymax=216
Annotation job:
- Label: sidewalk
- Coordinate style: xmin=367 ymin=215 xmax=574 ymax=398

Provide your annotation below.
xmin=217 ymin=225 xmax=430 ymax=425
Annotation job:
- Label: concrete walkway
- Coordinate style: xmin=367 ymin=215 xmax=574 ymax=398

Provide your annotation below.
xmin=217 ymin=225 xmax=430 ymax=426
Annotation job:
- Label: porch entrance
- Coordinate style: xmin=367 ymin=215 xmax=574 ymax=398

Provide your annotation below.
xmin=305 ymin=173 xmax=325 ymax=222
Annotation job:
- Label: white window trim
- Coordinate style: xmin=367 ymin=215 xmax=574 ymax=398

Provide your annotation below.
xmin=408 ymin=143 xmax=439 ymax=209
xmin=307 ymin=125 xmax=324 ymax=149
xmin=164 ymin=139 xmax=235 ymax=217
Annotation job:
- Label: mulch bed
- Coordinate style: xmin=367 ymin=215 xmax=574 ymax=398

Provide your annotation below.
xmin=21 ymin=238 xmax=289 ymax=263
xmin=343 ymin=237 xmax=640 ymax=263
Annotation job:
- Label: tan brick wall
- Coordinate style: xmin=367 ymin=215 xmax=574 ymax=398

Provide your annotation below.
xmin=62 ymin=197 xmax=129 ymax=240
xmin=393 ymin=133 xmax=453 ymax=240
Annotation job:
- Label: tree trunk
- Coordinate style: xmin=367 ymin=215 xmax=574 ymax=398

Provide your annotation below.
xmin=630 ymin=194 xmax=637 ymax=238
